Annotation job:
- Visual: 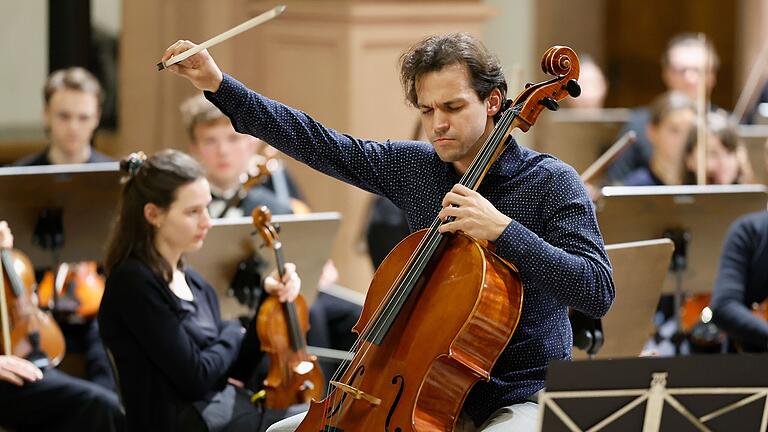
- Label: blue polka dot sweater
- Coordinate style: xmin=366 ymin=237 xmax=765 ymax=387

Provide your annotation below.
xmin=206 ymin=74 xmax=615 ymax=425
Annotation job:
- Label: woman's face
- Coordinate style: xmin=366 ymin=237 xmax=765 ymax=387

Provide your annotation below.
xmin=151 ymin=178 xmax=212 ymax=256
xmin=648 ymin=108 xmax=696 ymax=162
xmin=686 ymin=133 xmax=740 ymax=184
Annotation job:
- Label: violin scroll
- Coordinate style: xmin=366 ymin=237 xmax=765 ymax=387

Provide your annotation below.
xmin=251 ymin=206 xmax=279 ymax=250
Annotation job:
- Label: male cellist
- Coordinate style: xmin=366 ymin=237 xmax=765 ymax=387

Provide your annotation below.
xmin=162 ymin=32 xmax=615 ymax=431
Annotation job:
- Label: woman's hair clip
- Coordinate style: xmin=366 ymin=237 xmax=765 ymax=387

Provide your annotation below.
xmin=123 ymin=151 xmax=147 ymax=177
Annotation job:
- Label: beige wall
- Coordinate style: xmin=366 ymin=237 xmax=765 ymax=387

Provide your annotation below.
xmin=0 ymin=2 xmax=47 ymax=134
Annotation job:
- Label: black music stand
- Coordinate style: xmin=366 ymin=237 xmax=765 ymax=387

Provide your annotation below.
xmin=538 ymin=354 xmax=768 ymax=431
xmin=572 ymin=239 xmax=675 ymax=360
xmin=596 ymin=185 xmax=768 ymax=354
xmin=185 ymin=212 xmax=342 ymax=319
xmin=0 ymin=162 xmax=122 ymax=267
xmin=536 ymin=108 xmax=631 ymax=173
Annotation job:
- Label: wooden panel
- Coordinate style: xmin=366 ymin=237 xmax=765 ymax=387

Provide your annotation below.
xmin=604 ymin=0 xmax=736 ymax=109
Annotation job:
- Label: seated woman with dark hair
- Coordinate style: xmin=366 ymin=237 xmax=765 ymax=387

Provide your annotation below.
xmin=683 ymin=110 xmax=754 ymax=185
xmin=98 ymin=150 xmax=300 ymax=431
xmin=622 ymin=91 xmax=696 ymax=186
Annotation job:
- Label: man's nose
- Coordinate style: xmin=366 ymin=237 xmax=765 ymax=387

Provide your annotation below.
xmin=433 ymin=112 xmax=449 ymax=133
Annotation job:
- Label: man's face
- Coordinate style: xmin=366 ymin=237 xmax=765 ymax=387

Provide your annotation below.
xmin=662 ymin=44 xmax=717 ymax=100
xmin=44 ymin=88 xmax=100 ymax=155
xmin=416 ymin=63 xmax=500 ymax=173
xmin=189 ymin=118 xmax=255 ymax=189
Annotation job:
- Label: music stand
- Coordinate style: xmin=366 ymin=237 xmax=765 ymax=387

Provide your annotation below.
xmin=0 ymin=162 xmax=121 ymax=267
xmin=185 ymin=212 xmax=341 ymax=319
xmin=572 ymin=239 xmax=674 ymax=360
xmin=596 ymin=185 xmax=768 ymax=354
xmin=536 ymin=108 xmax=631 ymax=173
xmin=538 ymin=354 xmax=768 ymax=431
xmin=597 ymin=185 xmax=767 ymax=295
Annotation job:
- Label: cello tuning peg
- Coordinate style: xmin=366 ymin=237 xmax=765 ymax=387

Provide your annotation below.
xmin=564 ymin=79 xmax=581 ymax=98
xmin=540 ymin=97 xmax=559 ymax=112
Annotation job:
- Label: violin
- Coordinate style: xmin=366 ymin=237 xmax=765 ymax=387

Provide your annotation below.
xmin=294 ymin=46 xmax=580 ymax=431
xmin=37 ymin=261 xmax=104 ymax=322
xmin=0 ymin=247 xmax=66 ymax=367
xmin=216 ymin=158 xmax=274 ymax=218
xmin=251 ymin=205 xmax=324 ymax=409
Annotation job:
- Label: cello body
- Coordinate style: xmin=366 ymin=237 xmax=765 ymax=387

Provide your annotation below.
xmin=296 ymin=230 xmax=523 ymax=431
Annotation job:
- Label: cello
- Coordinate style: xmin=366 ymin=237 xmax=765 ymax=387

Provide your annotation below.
xmin=1 ymin=247 xmax=66 ymax=368
xmin=295 ymin=46 xmax=581 ymax=431
xmin=251 ymin=205 xmax=324 ymax=409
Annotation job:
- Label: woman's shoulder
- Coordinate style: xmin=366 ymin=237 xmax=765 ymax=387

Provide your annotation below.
xmin=105 ymin=258 xmax=163 ymax=293
xmin=109 ymin=257 xmax=152 ymax=278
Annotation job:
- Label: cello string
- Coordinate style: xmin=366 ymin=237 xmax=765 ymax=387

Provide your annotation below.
xmin=320 ymin=54 xmax=574 ymax=428
xmin=324 ymin=105 xmax=516 ymax=396
xmin=321 ymin=104 xmax=521 ymax=429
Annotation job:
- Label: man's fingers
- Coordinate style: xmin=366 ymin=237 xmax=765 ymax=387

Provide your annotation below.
xmin=161 ymin=40 xmax=185 ymax=62
xmin=438 ymin=220 xmax=460 ymax=234
xmin=451 ymin=184 xmax=473 ymax=195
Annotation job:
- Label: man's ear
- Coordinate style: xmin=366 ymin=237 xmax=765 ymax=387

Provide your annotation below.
xmin=144 ymin=203 xmax=164 ymax=228
xmin=486 ymin=88 xmax=503 ymax=117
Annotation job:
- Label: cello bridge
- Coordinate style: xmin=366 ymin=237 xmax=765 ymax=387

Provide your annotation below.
xmin=328 ymin=380 xmax=381 ymax=406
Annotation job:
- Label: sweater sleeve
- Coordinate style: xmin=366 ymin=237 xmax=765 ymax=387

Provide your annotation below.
xmin=205 ymin=74 xmax=425 ymax=200
xmin=106 ymin=263 xmax=244 ymax=400
xmin=494 ymin=164 xmax=615 ymax=318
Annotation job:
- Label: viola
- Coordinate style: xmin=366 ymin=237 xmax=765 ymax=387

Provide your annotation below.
xmin=252 ymin=205 xmax=324 ymax=409
xmin=295 ymin=46 xmax=580 ymax=431
xmin=0 ymin=248 xmax=66 ymax=367
xmin=215 ymin=158 xmax=274 ymax=218
xmin=38 ymin=261 xmax=104 ymax=322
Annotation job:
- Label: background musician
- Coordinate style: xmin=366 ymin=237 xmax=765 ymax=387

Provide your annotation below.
xmin=606 ymin=34 xmax=721 ymax=183
xmin=181 ymin=94 xmax=293 ymax=218
xmin=163 ymin=32 xmax=614 ymax=432
xmin=11 ymin=66 xmax=116 ymax=393
xmin=182 ymin=95 xmax=361 ymax=369
xmin=0 ymin=221 xmax=124 ymax=432
xmin=13 ymin=67 xmax=111 ymax=166
xmin=683 ymin=110 xmax=754 ymax=185
xmin=622 ymin=91 xmax=696 ymax=186
xmin=99 ymin=150 xmax=301 ymax=431
xmin=710 ymin=210 xmax=768 ymax=352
